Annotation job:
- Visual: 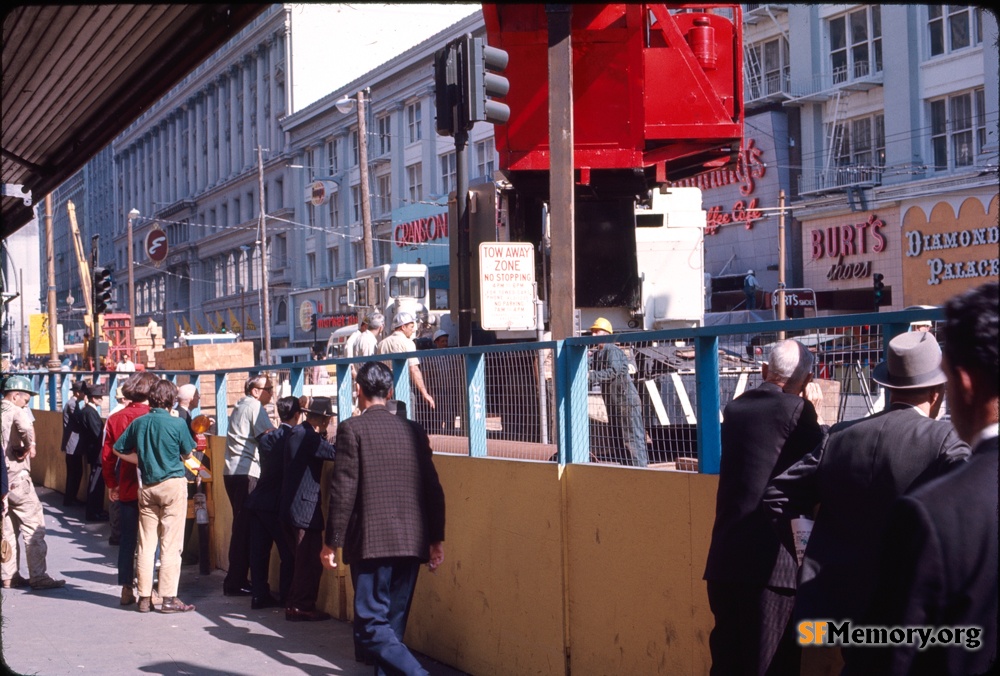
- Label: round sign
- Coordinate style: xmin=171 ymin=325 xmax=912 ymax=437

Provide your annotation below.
xmin=299 ymin=300 xmax=316 ymax=331
xmin=145 ymin=227 xmax=168 ymax=262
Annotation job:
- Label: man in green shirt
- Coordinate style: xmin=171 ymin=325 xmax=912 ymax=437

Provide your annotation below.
xmin=114 ymin=378 xmax=197 ymax=613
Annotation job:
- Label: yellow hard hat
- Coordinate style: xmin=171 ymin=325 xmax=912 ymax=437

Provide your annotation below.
xmin=589 ymin=317 xmax=613 ymax=334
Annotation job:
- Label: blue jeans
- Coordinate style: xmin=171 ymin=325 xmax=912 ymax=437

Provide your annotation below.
xmin=351 ymin=557 xmax=427 ymax=676
xmin=117 ymin=499 xmax=139 ymax=586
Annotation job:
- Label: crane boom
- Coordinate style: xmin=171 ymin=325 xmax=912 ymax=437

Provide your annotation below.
xmin=67 ymin=200 xmax=93 ymax=327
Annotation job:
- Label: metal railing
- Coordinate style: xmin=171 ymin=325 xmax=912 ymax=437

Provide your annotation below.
xmin=18 ymin=308 xmax=943 ymax=474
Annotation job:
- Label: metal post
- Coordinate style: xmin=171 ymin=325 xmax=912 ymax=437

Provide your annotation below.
xmin=44 ymin=195 xmax=61 ymax=371
xmin=357 ymin=90 xmax=374 ymax=269
xmin=127 ymin=208 xmax=139 ymax=355
xmin=547 ymin=5 xmax=575 ymax=340
xmin=455 ymin=127 xmax=471 ymax=347
xmin=19 ymin=268 xmax=26 ymax=362
xmin=258 ymin=145 xmax=272 ymax=366
xmin=777 ymin=189 xmax=786 ymax=340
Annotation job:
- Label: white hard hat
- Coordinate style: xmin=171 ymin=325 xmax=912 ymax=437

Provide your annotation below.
xmin=432 ymin=329 xmax=449 ymax=342
xmin=392 ymin=311 xmax=416 ymax=330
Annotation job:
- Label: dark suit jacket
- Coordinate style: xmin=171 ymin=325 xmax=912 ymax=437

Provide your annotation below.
xmin=76 ymin=403 xmax=105 ymax=465
xmin=246 ymin=423 xmax=292 ymax=514
xmin=764 ymin=404 xmax=970 ymax=622
xmin=704 ymin=381 xmax=823 ymax=589
xmin=325 ymin=404 xmax=446 ymax=565
xmin=281 ymin=423 xmax=336 ymax=530
xmin=845 ymin=435 xmax=998 ymax=676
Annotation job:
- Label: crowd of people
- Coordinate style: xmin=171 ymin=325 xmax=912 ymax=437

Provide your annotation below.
xmin=704 ymin=281 xmax=998 ymax=676
xmin=2 ymin=342 xmax=448 ymax=673
xmin=2 ymin=282 xmax=995 ymax=675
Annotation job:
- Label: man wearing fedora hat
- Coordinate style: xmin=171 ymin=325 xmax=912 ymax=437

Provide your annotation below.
xmin=765 ymin=330 xmax=969 ymax=668
xmin=78 ymin=381 xmax=110 ymax=522
xmin=280 ymin=395 xmax=337 ymax=622
xmin=848 ymin=282 xmax=998 ymax=675
xmin=61 ymin=379 xmax=88 ymax=507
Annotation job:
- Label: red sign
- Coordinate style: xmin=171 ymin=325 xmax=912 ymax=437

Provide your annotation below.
xmin=394 ymin=213 xmax=448 ymax=247
xmin=145 ymin=228 xmax=168 ymax=262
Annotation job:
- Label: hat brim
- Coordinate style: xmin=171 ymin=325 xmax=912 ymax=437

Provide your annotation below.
xmin=871 ymin=361 xmax=948 ymax=389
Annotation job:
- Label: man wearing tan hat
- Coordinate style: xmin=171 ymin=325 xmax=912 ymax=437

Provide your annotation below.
xmin=764 ymin=331 xmax=970 ymax=669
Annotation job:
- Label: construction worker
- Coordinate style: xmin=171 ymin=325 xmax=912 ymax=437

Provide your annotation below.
xmin=1 ymin=375 xmax=66 ymax=590
xmin=588 ymin=318 xmax=648 ymax=467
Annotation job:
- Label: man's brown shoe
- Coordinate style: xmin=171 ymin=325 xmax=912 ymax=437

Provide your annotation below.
xmin=121 ymin=585 xmax=136 ymax=606
xmin=285 ymin=607 xmax=331 ymax=622
xmin=2 ymin=573 xmax=29 ymax=589
xmin=30 ymin=575 xmax=66 ymax=590
xmin=137 ymin=596 xmax=152 ymax=613
xmin=160 ymin=596 xmax=196 ymax=613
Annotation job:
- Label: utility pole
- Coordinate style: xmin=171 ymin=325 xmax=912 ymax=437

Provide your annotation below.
xmin=357 ymin=90 xmax=374 ymax=268
xmin=258 ymin=145 xmax=272 ymax=367
xmin=547 ymin=5 xmax=575 ymax=340
xmin=127 ymin=208 xmax=139 ymax=357
xmin=19 ymin=269 xmax=26 ymax=362
xmin=44 ymin=194 xmax=60 ymax=371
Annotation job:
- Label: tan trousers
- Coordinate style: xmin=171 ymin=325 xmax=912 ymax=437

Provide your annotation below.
xmin=1 ymin=477 xmax=49 ymax=583
xmin=136 ymin=477 xmax=188 ymax=598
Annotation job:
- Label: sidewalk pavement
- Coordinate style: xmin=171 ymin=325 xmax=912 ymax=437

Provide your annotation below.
xmin=1 ymin=487 xmax=467 ymax=676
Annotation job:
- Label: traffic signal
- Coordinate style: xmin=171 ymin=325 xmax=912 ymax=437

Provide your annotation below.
xmin=873 ymin=273 xmax=885 ymax=309
xmin=434 ymin=42 xmax=459 ymax=136
xmin=463 ymin=35 xmax=510 ymax=126
xmin=93 ymin=266 xmax=113 ymax=314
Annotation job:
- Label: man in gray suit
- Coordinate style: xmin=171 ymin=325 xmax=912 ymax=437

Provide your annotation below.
xmin=847 ymin=282 xmax=998 ymax=675
xmin=705 ymin=339 xmax=824 ymax=676
xmin=765 ymin=331 xmax=970 ymax=667
xmin=321 ymin=361 xmax=445 ymax=676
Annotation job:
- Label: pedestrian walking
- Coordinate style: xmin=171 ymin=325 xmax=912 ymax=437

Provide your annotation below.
xmin=587 ymin=317 xmax=647 ymax=467
xmin=321 ymin=361 xmax=445 ymax=674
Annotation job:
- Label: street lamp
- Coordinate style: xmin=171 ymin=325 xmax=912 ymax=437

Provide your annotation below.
xmin=127 ymin=207 xmax=139 ymax=355
xmin=335 ymin=90 xmax=374 ymax=269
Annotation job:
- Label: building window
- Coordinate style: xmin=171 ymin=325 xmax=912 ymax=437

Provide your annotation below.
xmin=377 ymin=173 xmax=392 ymax=216
xmin=308 ymin=202 xmax=316 ymax=229
xmin=377 ymin=114 xmax=392 ymax=156
xmin=307 ymin=253 xmax=316 ymax=285
xmin=233 ymin=197 xmax=241 ymax=223
xmin=829 ymin=6 xmax=882 ymax=83
xmin=475 ymin=139 xmax=496 ymax=179
xmin=351 ymin=185 xmax=362 ymax=223
xmin=352 ymin=241 xmax=365 ymax=270
xmin=407 ymin=102 xmax=422 ymax=143
xmin=440 ymin=151 xmax=456 ymax=195
xmin=928 ymin=5 xmax=981 ymax=57
xmin=327 ymin=247 xmax=340 ymax=280
xmin=351 ymin=129 xmax=359 ymax=166
xmin=274 ymin=178 xmax=283 ymax=210
xmin=407 ymin=163 xmax=423 ymax=203
xmin=328 ymin=138 xmax=338 ymax=174
xmin=329 ymin=197 xmax=340 ymax=229
xmin=931 ymin=89 xmax=984 ymax=170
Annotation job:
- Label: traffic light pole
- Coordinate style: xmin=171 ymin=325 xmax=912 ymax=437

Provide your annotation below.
xmin=455 ymin=128 xmax=472 ymax=347
xmin=91 ymin=237 xmax=99 ymax=376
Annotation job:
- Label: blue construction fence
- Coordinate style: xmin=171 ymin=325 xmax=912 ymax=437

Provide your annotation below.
xmin=20 ymin=307 xmax=941 ymax=475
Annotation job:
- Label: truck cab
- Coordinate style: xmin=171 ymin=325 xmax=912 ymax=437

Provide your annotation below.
xmin=325 ymin=263 xmax=444 ymax=357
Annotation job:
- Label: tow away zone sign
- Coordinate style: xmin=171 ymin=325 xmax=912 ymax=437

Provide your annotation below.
xmin=479 ymin=242 xmax=536 ymax=331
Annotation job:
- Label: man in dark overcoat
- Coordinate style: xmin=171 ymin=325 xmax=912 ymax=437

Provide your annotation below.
xmin=764 ymin=330 xmax=970 ymax=670
xmin=846 ymin=281 xmax=998 ymax=675
xmin=321 ymin=361 xmax=445 ymax=675
xmin=280 ymin=395 xmax=336 ymax=621
xmin=704 ymin=339 xmax=824 ymax=676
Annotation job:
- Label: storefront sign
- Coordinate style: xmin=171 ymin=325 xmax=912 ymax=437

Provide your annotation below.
xmin=673 ymin=138 xmax=767 ymax=235
xmin=811 ymin=214 xmax=886 ymax=261
xmin=906 ymin=225 xmax=999 ymax=285
xmin=145 ymin=227 xmax=168 ymax=262
xmin=316 ymin=313 xmax=357 ymax=330
xmin=394 ymin=213 xmax=448 ymax=247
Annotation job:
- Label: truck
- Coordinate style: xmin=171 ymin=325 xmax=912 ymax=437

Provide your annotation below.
xmin=324 ymin=262 xmax=454 ymax=357
xmin=446 ymin=4 xmax=744 ymax=341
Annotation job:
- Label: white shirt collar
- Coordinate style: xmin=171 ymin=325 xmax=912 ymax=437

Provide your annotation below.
xmin=971 ymin=423 xmax=1000 ymax=448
